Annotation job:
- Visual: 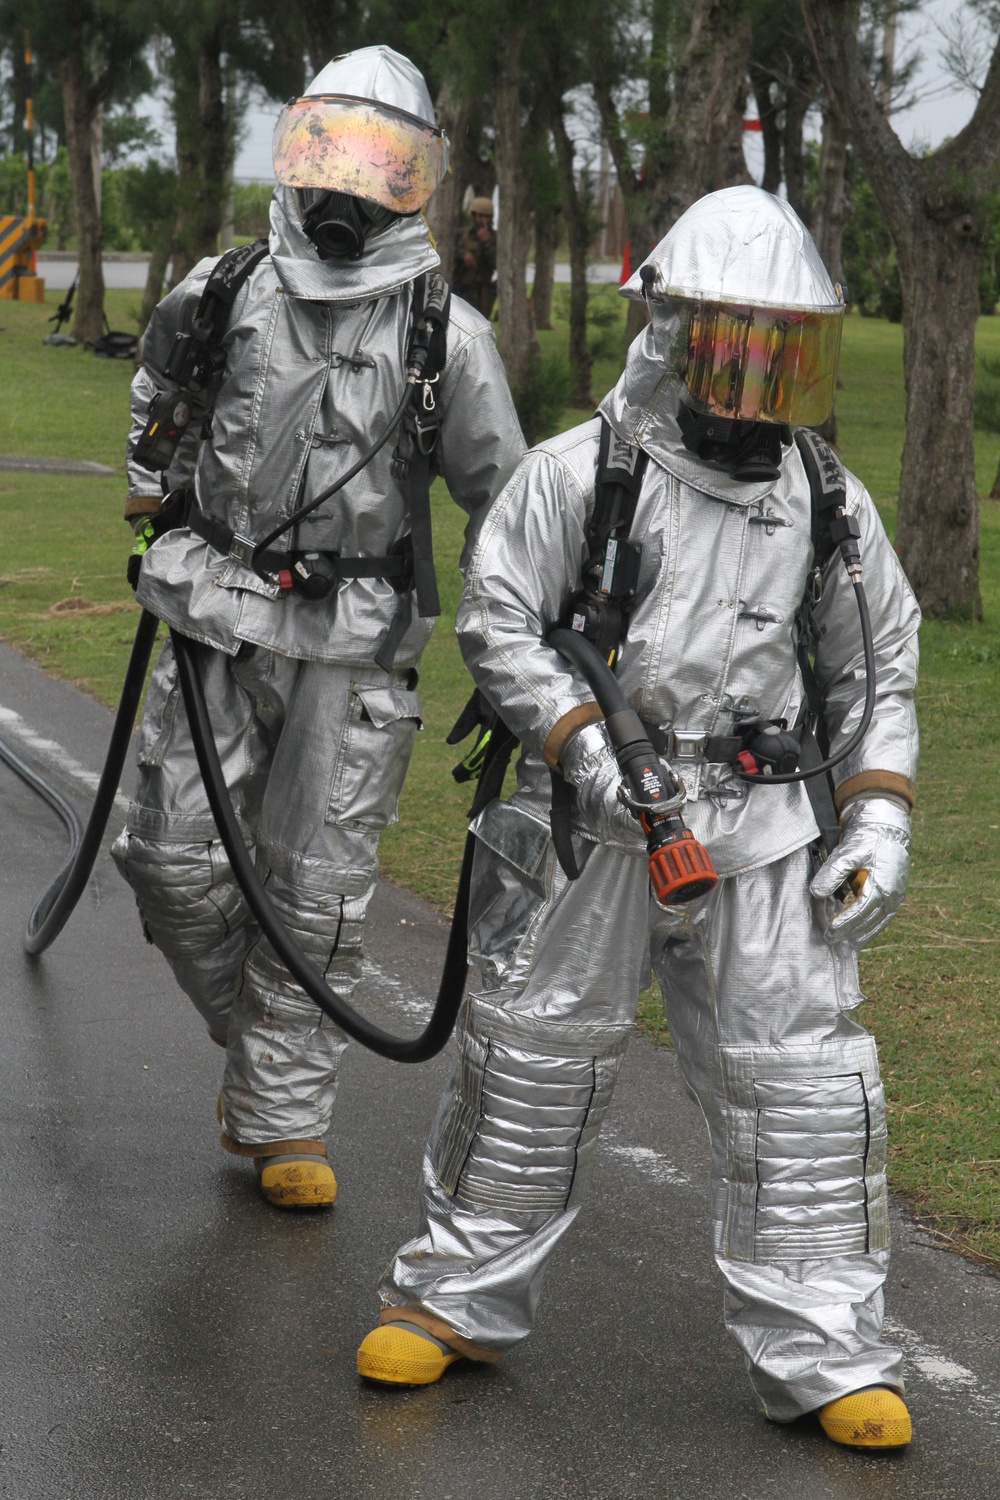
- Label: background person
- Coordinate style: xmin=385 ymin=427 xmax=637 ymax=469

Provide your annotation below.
xmin=451 ymin=195 xmax=497 ymax=319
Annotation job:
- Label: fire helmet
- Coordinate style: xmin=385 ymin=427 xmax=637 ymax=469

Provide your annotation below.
xmin=622 ymin=187 xmax=846 ymax=428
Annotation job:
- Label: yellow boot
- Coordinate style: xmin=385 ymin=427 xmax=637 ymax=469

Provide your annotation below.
xmin=255 ymin=1152 xmax=337 ymax=1209
xmin=357 ymin=1324 xmax=462 ymax=1386
xmin=818 ymin=1387 xmax=912 ymax=1449
xmin=218 ymin=1116 xmax=337 ymax=1210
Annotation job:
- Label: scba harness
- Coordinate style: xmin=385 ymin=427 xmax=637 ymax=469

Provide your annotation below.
xmin=453 ymin=419 xmax=866 ymax=869
xmin=131 ymin=242 xmax=451 ymax=667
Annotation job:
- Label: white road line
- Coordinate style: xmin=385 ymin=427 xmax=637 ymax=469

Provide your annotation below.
xmin=884 ymin=1319 xmax=998 ymax=1419
xmin=360 ymin=958 xmax=433 ymax=1022
xmin=600 ymin=1128 xmax=691 ymax=1186
xmin=0 ymin=704 xmax=131 ymax=816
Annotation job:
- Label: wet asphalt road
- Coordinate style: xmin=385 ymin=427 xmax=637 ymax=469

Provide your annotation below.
xmin=1 ymin=639 xmax=998 ymax=1500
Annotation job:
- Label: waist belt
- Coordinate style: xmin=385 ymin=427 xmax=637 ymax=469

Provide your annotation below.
xmin=644 ymin=725 xmax=744 ymax=765
xmin=188 ymin=510 xmax=414 ymax=585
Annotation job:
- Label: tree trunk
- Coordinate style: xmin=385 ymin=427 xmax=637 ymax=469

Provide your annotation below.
xmin=425 ymin=80 xmax=474 ymax=283
xmin=493 ymin=27 xmax=535 ymax=397
xmin=531 ymin=202 xmax=559 ymax=331
xmin=782 ymin=85 xmax=809 ymax=221
xmin=554 ymin=111 xmax=592 ymax=408
xmin=138 ymin=241 xmax=172 ymax=344
xmin=812 ymin=100 xmax=848 ymax=287
xmin=803 ymin=1 xmax=1000 ymax=617
xmin=654 ymin=0 xmax=752 ymax=230
xmin=896 ymin=219 xmax=983 ymax=618
xmin=61 ymin=50 xmax=105 ymax=345
xmin=170 ymin=17 xmax=230 ymax=283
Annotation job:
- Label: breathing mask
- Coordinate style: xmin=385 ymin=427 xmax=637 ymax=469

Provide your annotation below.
xmin=297 ymin=188 xmax=399 ymax=260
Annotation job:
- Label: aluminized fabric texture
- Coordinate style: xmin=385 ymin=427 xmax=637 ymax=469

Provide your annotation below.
xmin=379 ymin=838 xmax=903 ymax=1419
xmin=456 ymin=358 xmax=919 ymax=880
xmin=303 ymin=46 xmax=439 ymax=132
xmin=621 ymin=186 xmax=843 ymax=310
xmin=127 ymin=186 xmax=523 ymax=668
xmin=113 ymin=642 xmax=422 ymax=1143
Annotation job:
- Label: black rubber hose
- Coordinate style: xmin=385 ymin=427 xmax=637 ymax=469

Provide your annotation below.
xmin=0 ymin=735 xmax=83 ymax=864
xmin=170 ymin=627 xmax=471 ymax=1062
xmin=18 ymin=607 xmax=161 ymax=954
xmin=549 ymin=581 xmax=877 ymax=787
xmin=546 ymin=627 xmax=630 ymax=716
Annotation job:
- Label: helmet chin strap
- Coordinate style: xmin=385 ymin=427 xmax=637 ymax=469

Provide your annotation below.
xmin=676 ymin=398 xmax=791 ymax=482
xmin=297 ymin=190 xmax=399 ymax=261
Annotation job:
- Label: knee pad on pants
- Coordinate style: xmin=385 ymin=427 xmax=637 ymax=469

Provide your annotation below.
xmin=112 ymin=830 xmax=247 ymax=957
xmin=431 ymin=995 xmax=631 ymax=1214
xmin=719 ymin=1035 xmax=889 ymax=1263
xmin=242 ymin=846 xmax=375 ymax=1000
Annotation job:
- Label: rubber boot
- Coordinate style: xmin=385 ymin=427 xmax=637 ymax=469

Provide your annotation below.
xmin=255 ymin=1152 xmax=337 ymax=1209
xmin=818 ymin=1387 xmax=912 ymax=1449
xmin=357 ymin=1323 xmax=462 ymax=1386
xmin=217 ymin=1097 xmax=336 ymax=1209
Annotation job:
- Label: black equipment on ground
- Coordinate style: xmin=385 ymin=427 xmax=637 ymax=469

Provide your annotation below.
xmin=547 ymin=627 xmax=718 ymax=905
xmin=48 ymin=275 xmax=76 ymax=333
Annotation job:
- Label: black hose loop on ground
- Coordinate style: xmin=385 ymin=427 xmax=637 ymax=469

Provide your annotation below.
xmin=17 ymin=607 xmax=161 ymax=956
xmin=170 ymin=628 xmax=471 ymax=1062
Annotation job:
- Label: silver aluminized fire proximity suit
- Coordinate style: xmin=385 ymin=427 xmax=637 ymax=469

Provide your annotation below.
xmin=111 ymin=48 xmax=524 ymax=1188
xmin=373 ymin=188 xmax=920 ymax=1422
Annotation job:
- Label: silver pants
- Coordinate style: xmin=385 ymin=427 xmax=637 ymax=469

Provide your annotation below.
xmin=112 ymin=639 xmax=421 ymax=1146
xmin=380 ymin=812 xmax=904 ymax=1419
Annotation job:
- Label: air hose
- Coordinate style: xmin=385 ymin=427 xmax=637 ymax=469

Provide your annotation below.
xmin=169 ymin=628 xmax=471 ymax=1061
xmin=2 ymin=598 xmax=470 ymax=1059
xmin=6 ymin=608 xmax=162 ymax=955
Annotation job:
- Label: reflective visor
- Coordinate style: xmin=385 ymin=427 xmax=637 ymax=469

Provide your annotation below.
xmin=678 ymin=299 xmax=844 ymax=426
xmin=272 ymin=95 xmax=447 ymax=213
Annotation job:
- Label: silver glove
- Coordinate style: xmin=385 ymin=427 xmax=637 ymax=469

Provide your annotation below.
xmin=810 ymin=795 xmax=911 ymax=949
xmin=560 ymin=722 xmax=645 ymax=852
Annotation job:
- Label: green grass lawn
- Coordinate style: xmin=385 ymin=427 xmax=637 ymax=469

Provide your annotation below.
xmin=2 ymin=285 xmax=999 ymax=1262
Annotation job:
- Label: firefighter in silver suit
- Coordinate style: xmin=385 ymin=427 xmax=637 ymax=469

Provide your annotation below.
xmin=359 ymin=187 xmax=919 ymax=1451
xmin=112 ymin=46 xmax=524 ymax=1209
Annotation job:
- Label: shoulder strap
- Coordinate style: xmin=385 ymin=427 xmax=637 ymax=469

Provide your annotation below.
xmin=196 ymin=239 xmax=270 ymax=335
xmin=793 ymin=426 xmax=847 ymax=575
xmin=588 ymin=417 xmax=648 ymax=556
xmin=391 ymin=271 xmax=453 ymax=622
xmin=793 ymin=426 xmax=846 ymax=857
xmin=163 ymin=238 xmax=269 ymax=390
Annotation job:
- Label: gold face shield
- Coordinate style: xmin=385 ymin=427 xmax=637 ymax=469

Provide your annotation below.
xmin=668 ymin=298 xmax=845 ymax=427
xmin=272 ymin=94 xmax=448 ymax=213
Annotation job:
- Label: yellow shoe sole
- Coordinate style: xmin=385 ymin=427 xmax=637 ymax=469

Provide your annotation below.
xmin=257 ymin=1157 xmax=337 ymax=1209
xmin=357 ymin=1325 xmax=461 ymax=1386
xmin=818 ymin=1387 xmax=912 ymax=1449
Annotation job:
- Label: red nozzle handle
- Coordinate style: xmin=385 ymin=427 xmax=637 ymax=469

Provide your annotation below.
xmin=648 ymin=830 xmax=718 ymax=906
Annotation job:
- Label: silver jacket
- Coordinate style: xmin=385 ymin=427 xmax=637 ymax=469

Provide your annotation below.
xmin=127 ymin=187 xmax=524 ymax=668
xmin=456 ymin=329 xmax=920 ymax=877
